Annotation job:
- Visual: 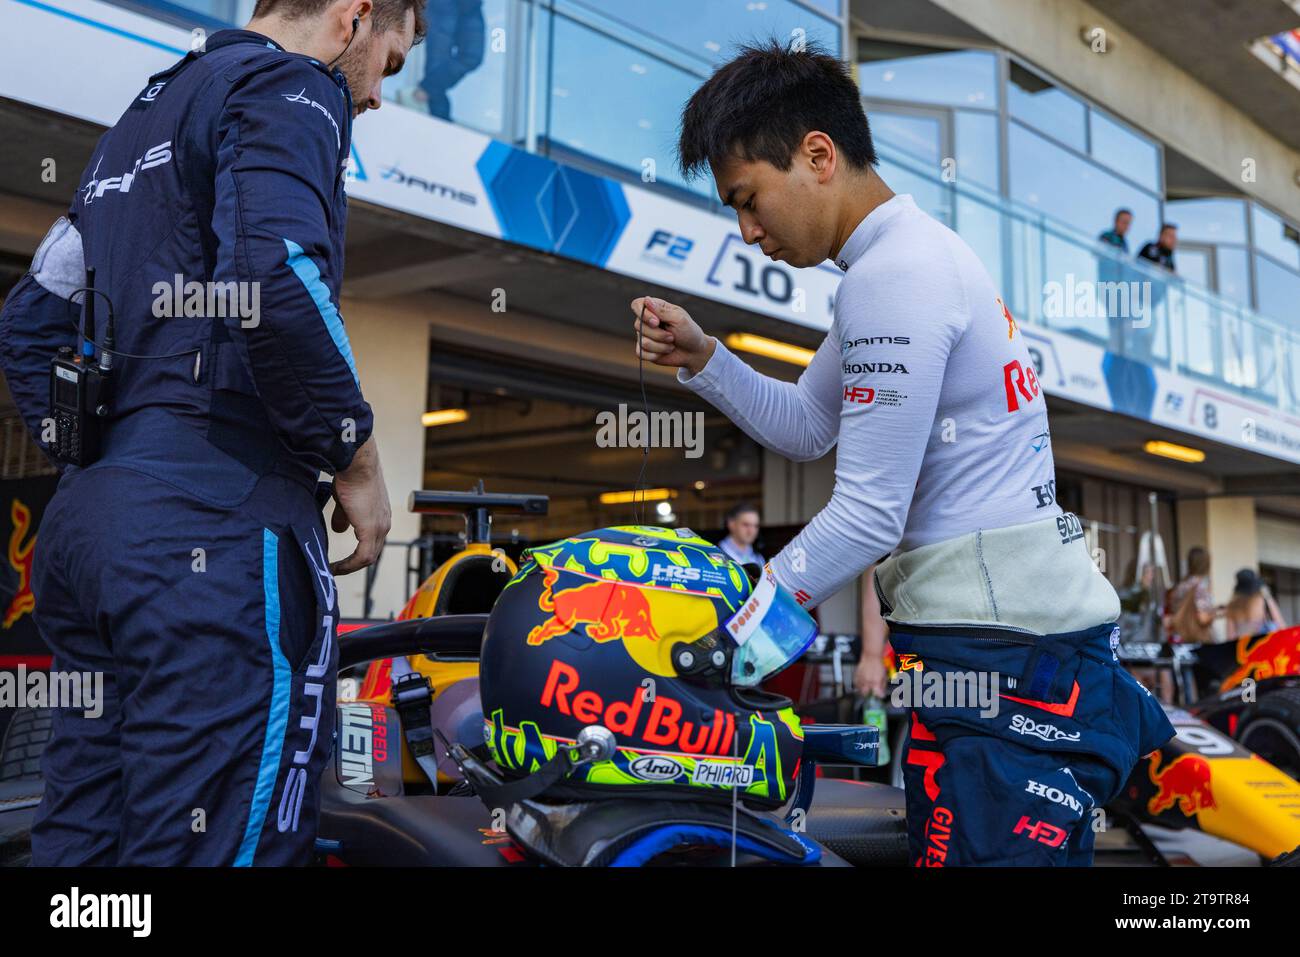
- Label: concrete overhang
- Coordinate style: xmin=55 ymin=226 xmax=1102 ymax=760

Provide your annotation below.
xmin=1087 ymin=0 xmax=1300 ymax=153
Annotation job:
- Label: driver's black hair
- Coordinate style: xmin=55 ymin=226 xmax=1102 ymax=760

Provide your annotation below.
xmin=677 ymin=38 xmax=877 ymax=181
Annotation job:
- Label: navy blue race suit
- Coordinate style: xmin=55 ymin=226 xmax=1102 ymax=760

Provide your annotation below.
xmin=0 ymin=29 xmax=369 ymax=865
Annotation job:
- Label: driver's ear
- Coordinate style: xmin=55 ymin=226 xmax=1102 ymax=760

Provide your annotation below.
xmin=806 ymin=131 xmax=834 ymax=179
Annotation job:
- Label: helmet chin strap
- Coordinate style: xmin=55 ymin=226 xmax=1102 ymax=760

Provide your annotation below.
xmin=327 ymin=14 xmax=361 ymax=69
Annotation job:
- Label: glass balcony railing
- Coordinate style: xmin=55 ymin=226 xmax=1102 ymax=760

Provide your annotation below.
xmin=874 ymin=141 xmax=1300 ymax=419
xmin=98 ymin=0 xmax=841 ymax=209
xmin=81 ymin=0 xmax=1300 ymax=418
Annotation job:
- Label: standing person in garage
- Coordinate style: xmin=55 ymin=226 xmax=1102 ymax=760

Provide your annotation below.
xmin=716 ymin=501 xmax=765 ymax=567
xmin=0 ymin=0 xmax=425 ymax=864
xmin=631 ymin=38 xmax=1174 ymax=865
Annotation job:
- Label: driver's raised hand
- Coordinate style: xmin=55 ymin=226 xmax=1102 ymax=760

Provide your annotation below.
xmin=630 ymin=296 xmax=716 ymax=376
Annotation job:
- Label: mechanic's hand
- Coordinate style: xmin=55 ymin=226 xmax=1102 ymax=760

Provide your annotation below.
xmin=630 ymin=296 xmax=716 ymax=376
xmin=854 ymin=654 xmax=888 ymax=700
xmin=329 ymin=435 xmax=392 ymax=576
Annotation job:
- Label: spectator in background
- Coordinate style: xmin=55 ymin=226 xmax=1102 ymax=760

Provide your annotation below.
xmin=415 ymin=0 xmax=484 ymax=120
xmin=1099 ymin=208 xmax=1134 ymax=353
xmin=1138 ymin=222 xmax=1178 ymax=273
xmin=1225 ymin=568 xmax=1286 ymax=638
xmin=1130 ymin=222 xmax=1177 ymax=364
xmin=1098 ymin=207 xmax=1133 ymax=252
xmin=717 ymin=502 xmax=764 ymax=567
xmin=1163 ymin=545 xmax=1223 ymax=644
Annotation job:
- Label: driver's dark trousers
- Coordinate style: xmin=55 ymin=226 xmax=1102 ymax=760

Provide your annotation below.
xmin=890 ymin=622 xmax=1175 ymax=866
xmin=30 ymin=463 xmax=338 ymax=866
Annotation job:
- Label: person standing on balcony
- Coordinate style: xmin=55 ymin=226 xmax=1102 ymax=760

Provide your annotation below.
xmin=1098 ymin=208 xmax=1134 ymax=353
xmin=631 ymin=38 xmax=1173 ymax=867
xmin=416 ymin=0 xmax=484 ymax=121
xmin=1098 ymin=207 xmax=1133 ymax=252
xmin=1138 ymin=223 xmax=1178 ymax=273
xmin=0 ymin=0 xmax=425 ymax=865
xmin=1129 ymin=222 xmax=1177 ymax=364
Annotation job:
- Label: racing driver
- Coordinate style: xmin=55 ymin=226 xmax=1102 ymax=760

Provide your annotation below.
xmin=0 ymin=0 xmax=424 ymax=864
xmin=631 ymin=40 xmax=1175 ymax=866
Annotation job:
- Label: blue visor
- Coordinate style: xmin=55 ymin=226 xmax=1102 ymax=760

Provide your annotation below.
xmin=724 ymin=564 xmax=818 ymax=687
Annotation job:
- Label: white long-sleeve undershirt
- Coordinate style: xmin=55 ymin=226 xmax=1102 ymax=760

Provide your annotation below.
xmin=680 ymin=195 xmax=1061 ymax=608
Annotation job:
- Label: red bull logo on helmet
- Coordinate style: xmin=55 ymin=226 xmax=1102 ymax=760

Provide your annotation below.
xmin=1147 ymin=753 xmax=1216 ymax=818
xmin=527 ymin=566 xmax=662 ymax=646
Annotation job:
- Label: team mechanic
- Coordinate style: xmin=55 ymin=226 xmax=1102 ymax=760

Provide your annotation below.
xmin=0 ymin=0 xmax=426 ymax=864
xmin=632 ymin=41 xmax=1175 ymax=866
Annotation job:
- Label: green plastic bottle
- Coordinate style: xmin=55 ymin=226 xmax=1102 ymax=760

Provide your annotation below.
xmin=862 ymin=694 xmax=890 ymax=767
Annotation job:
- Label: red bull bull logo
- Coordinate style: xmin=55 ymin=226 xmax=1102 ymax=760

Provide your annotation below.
xmin=996 ymin=297 xmax=1018 ymax=339
xmin=527 ymin=566 xmax=662 ymax=646
xmin=1147 ymin=753 xmax=1216 ymax=818
xmin=1221 ymin=627 xmax=1300 ymax=690
xmin=3 ymin=499 xmax=35 ymax=629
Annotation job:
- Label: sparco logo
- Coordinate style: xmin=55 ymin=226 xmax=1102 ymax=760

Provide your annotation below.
xmin=843 ymin=361 xmax=908 ymax=374
xmin=81 ymin=143 xmax=173 ymax=205
xmin=381 ymin=165 xmax=477 ymax=206
xmin=1009 ymin=714 xmax=1081 ymax=742
xmin=842 ymin=336 xmax=909 ymax=351
xmin=1056 ymin=512 xmax=1084 ymax=545
xmin=1026 ymin=779 xmax=1083 ymax=812
xmin=629 ymin=755 xmax=684 ymax=781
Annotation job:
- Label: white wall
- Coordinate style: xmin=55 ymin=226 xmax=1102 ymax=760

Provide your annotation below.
xmin=329 ymin=296 xmax=429 ymax=619
xmin=1258 ymin=512 xmax=1300 ymax=570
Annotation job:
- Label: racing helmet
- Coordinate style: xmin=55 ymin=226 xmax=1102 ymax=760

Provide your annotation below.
xmin=478 ymin=525 xmax=817 ymax=808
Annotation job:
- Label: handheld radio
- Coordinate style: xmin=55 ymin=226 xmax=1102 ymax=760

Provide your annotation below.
xmin=49 ymin=268 xmax=112 ymax=466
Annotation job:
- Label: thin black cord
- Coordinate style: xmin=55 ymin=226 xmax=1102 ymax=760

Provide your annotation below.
xmin=66 ymin=288 xmax=201 ymax=362
xmin=632 ymin=300 xmax=652 ymax=526
xmin=327 ymin=16 xmax=360 ymax=69
xmin=730 ymin=709 xmax=739 ymax=867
